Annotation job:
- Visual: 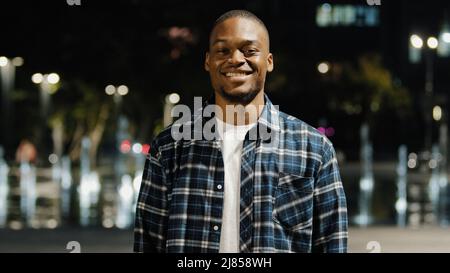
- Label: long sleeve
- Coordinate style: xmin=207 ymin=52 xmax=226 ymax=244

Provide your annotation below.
xmin=312 ymin=142 xmax=348 ymax=253
xmin=134 ymin=141 xmax=169 ymax=253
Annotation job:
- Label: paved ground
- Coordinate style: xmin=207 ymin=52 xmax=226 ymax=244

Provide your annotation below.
xmin=348 ymin=226 xmax=450 ymax=253
xmin=0 ymin=228 xmax=134 ymax=253
xmin=1 ymin=226 xmax=450 ymax=253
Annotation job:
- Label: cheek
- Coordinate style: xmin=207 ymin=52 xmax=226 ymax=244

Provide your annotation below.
xmin=213 ymin=65 xmax=224 ymax=78
xmin=209 ymin=63 xmax=220 ymax=74
xmin=250 ymin=59 xmax=266 ymax=73
xmin=256 ymin=67 xmax=267 ymax=79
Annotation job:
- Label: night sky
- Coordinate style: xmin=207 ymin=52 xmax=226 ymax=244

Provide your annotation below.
xmin=1 ymin=0 xmax=450 ymax=161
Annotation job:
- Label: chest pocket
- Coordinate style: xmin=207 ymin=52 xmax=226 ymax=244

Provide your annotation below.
xmin=273 ymin=172 xmax=314 ymax=231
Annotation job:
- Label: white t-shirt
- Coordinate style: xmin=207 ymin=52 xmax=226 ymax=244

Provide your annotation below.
xmin=216 ymin=118 xmax=255 ymax=253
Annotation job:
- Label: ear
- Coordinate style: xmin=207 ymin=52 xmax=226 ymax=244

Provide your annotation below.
xmin=267 ymin=53 xmax=274 ymax=72
xmin=205 ymin=52 xmax=210 ymax=72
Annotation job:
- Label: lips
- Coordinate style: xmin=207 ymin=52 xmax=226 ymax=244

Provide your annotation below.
xmin=224 ymin=72 xmax=250 ymax=77
xmin=221 ymin=71 xmax=253 ymax=81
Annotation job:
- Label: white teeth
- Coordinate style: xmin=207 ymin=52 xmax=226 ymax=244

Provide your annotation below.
xmin=225 ymin=72 xmax=248 ymax=77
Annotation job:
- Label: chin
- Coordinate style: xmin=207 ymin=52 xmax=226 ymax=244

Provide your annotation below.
xmin=219 ymin=86 xmax=260 ymax=105
xmin=224 ymin=88 xmax=250 ymax=97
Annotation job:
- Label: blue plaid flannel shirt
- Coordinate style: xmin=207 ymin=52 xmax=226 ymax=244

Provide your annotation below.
xmin=134 ymin=94 xmax=348 ymax=253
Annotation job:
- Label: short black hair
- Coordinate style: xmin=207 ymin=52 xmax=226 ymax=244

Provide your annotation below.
xmin=209 ymin=10 xmax=270 ymax=48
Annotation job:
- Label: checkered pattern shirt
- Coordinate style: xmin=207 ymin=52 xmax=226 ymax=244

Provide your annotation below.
xmin=134 ymin=94 xmax=348 ymax=253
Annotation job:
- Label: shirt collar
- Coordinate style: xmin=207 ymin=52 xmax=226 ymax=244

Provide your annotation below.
xmin=191 ymin=93 xmax=281 ymax=141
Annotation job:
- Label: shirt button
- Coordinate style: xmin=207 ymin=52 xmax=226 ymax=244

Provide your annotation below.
xmin=213 ymin=225 xmax=219 ymax=231
xmin=217 ymin=184 xmax=222 ymax=190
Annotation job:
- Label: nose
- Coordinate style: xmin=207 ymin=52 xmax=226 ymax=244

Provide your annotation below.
xmin=227 ymin=50 xmax=245 ymax=65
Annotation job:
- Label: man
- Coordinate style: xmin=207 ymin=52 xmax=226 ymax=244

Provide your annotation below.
xmin=134 ymin=10 xmax=348 ymax=253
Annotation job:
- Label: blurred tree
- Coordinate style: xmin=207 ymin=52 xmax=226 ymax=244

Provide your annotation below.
xmin=50 ymin=80 xmax=111 ymax=168
xmin=311 ymin=53 xmax=415 ymax=160
xmin=321 ymin=53 xmax=412 ymax=129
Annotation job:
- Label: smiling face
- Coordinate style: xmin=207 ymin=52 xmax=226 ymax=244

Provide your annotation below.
xmin=205 ymin=17 xmax=273 ymax=105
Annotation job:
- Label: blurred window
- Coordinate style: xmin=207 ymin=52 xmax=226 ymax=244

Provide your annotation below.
xmin=316 ymin=4 xmax=379 ymax=27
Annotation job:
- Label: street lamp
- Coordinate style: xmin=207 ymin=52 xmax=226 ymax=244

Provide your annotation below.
xmin=105 ymin=84 xmax=128 ymax=104
xmin=317 ymin=62 xmax=330 ymax=74
xmin=31 ymin=72 xmax=60 ymax=118
xmin=410 ymin=33 xmax=450 ymax=225
xmin=105 ymin=84 xmax=129 ymax=151
xmin=117 ymin=85 xmax=129 ymax=96
xmin=410 ymin=34 xmax=424 ymax=49
xmin=105 ymin=84 xmax=131 ymax=205
xmin=0 ymin=56 xmax=23 ymax=155
xmin=47 ymin=73 xmax=60 ymax=84
xmin=31 ymin=72 xmax=61 ymax=162
xmin=164 ymin=92 xmax=180 ymax=127
xmin=443 ymin=33 xmax=450 ymax=43
xmin=433 ymin=105 xmax=443 ymax=122
xmin=427 ymin=37 xmax=439 ymax=49
xmin=0 ymin=57 xmax=8 ymax=67
xmin=409 ymin=34 xmax=439 ymax=152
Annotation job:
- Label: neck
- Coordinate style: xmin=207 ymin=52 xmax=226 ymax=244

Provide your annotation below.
xmin=214 ymin=90 xmax=265 ymax=126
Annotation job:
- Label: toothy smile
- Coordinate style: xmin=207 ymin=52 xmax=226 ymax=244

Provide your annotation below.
xmin=225 ymin=72 xmax=250 ymax=77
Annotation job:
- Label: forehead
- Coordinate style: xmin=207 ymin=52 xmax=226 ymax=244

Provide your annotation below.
xmin=210 ymin=17 xmax=268 ymax=47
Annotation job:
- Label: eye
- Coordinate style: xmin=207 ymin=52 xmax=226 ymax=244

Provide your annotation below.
xmin=243 ymin=48 xmax=258 ymax=56
xmin=215 ymin=48 xmax=229 ymax=55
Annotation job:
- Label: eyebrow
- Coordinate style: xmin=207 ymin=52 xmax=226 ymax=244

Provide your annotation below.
xmin=211 ymin=39 xmax=261 ymax=47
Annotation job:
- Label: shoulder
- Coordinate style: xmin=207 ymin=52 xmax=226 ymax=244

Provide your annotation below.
xmin=278 ymin=111 xmax=335 ymax=157
xmin=150 ymin=125 xmax=178 ymax=152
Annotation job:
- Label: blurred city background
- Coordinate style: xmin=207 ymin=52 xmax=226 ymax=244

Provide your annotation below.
xmin=1 ymin=0 xmax=450 ymax=252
